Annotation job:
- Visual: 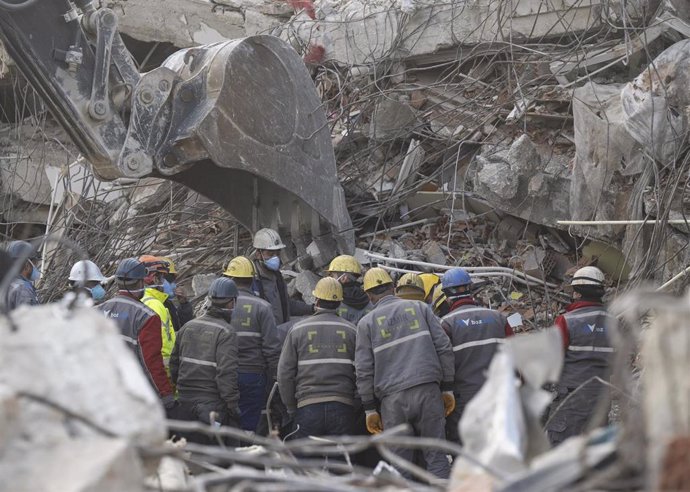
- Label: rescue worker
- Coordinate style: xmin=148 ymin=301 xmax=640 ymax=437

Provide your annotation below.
xmin=440 ymin=268 xmax=513 ymax=443
xmin=252 ymin=228 xmax=313 ymax=324
xmin=159 ymin=256 xmax=194 ymax=331
xmin=98 ymin=258 xmax=175 ymax=410
xmin=139 ymin=255 xmax=176 ymax=375
xmin=6 ymin=240 xmax=40 ymax=310
xmin=278 ymin=277 xmax=357 ymax=438
xmin=169 ymin=277 xmax=241 ymax=436
xmin=68 ymin=260 xmax=107 ymax=302
xmin=224 ymin=255 xmax=279 ymax=432
xmin=419 ymin=273 xmax=440 ymax=304
xmin=395 ymin=272 xmax=426 ymax=301
xmin=355 ymin=268 xmax=455 ymax=479
xmin=430 ymin=283 xmax=450 ymax=317
xmin=326 ymin=254 xmax=372 ymax=324
xmin=546 ymin=266 xmax=614 ymax=447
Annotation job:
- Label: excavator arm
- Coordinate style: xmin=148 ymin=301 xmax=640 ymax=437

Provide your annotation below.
xmin=0 ymin=0 xmax=354 ymax=262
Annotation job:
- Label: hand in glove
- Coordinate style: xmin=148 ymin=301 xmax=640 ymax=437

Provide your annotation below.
xmin=442 ymin=391 xmax=456 ymax=417
xmin=365 ymin=410 xmax=383 ymax=434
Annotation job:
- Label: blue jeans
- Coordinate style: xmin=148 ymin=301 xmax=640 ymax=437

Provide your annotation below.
xmin=294 ymin=401 xmax=355 ymax=439
xmin=238 ymin=372 xmax=267 ymax=432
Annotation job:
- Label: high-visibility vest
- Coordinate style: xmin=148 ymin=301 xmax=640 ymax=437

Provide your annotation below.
xmin=142 ymin=287 xmax=176 ymax=374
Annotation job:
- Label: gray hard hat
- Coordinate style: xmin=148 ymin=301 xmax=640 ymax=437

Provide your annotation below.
xmin=115 ymin=258 xmax=147 ymax=281
xmin=208 ymin=277 xmax=238 ymax=301
xmin=6 ymin=240 xmax=38 ymax=260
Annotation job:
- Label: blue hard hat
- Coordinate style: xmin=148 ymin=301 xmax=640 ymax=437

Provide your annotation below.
xmin=6 ymin=240 xmax=38 ymax=260
xmin=441 ymin=268 xmax=472 ymax=290
xmin=115 ymin=258 xmax=147 ymax=280
xmin=209 ymin=277 xmax=238 ymax=300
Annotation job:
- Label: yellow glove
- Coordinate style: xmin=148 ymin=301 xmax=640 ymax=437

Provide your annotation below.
xmin=365 ymin=410 xmax=383 ymax=434
xmin=442 ymin=391 xmax=456 ymax=417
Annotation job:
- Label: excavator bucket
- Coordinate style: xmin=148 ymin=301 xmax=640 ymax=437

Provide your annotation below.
xmin=151 ymin=36 xmax=354 ymax=260
xmin=0 ymin=0 xmax=353 ymax=261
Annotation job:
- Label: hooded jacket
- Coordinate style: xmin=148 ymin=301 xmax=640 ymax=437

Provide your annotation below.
xmin=337 ymin=283 xmax=372 ymax=325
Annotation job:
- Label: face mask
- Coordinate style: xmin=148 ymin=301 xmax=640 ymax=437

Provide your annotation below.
xmin=88 ymin=284 xmax=106 ymax=301
xmin=29 ymin=262 xmax=41 ymax=282
xmin=162 ymin=279 xmax=176 ymax=297
xmin=264 ymin=256 xmax=281 ymax=271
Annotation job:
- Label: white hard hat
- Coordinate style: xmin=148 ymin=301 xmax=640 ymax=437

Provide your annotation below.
xmin=571 ymin=266 xmax=605 ymax=286
xmin=69 ymin=260 xmax=107 ymax=282
xmin=253 ymin=228 xmax=286 ymax=251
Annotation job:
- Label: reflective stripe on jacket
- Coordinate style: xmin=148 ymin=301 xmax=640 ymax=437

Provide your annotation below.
xmin=560 ymin=306 xmax=614 ymax=389
xmin=169 ymin=313 xmax=239 ymax=408
xmin=230 ymin=288 xmax=279 ymax=376
xmin=278 ymin=310 xmax=357 ymax=411
xmin=441 ymin=304 xmax=508 ymax=399
xmin=142 ymin=287 xmax=176 ymax=371
xmin=355 ymin=295 xmax=454 ymax=407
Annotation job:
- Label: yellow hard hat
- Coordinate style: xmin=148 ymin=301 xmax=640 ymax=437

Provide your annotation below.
xmin=431 ymin=283 xmax=448 ymax=314
xmin=396 ymin=272 xmax=424 ymax=292
xmin=313 ymin=277 xmax=344 ymax=302
xmin=160 ymin=256 xmax=177 ymax=275
xmin=327 ymin=254 xmax=362 ymax=275
xmin=396 ymin=287 xmax=426 ymax=301
xmin=224 ymin=256 xmax=255 ymax=278
xmin=363 ymin=267 xmax=394 ymax=292
xmin=419 ymin=273 xmax=440 ymax=299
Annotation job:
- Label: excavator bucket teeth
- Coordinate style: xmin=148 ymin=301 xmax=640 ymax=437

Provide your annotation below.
xmin=155 ymin=36 xmax=354 ymax=260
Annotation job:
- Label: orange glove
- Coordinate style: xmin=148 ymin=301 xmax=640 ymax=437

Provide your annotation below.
xmin=365 ymin=410 xmax=383 ymax=434
xmin=442 ymin=391 xmax=456 ymax=417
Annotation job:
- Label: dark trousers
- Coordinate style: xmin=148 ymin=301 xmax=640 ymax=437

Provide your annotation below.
xmin=173 ymin=398 xmax=240 ymax=446
xmin=380 ymin=382 xmax=451 ymax=479
xmin=293 ymin=401 xmax=355 ymax=439
xmin=238 ymin=372 xmax=267 ymax=432
xmin=545 ymin=383 xmax=609 ymax=447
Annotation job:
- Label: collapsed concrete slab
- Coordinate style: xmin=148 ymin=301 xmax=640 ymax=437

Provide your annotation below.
xmin=0 ymin=303 xmax=167 ymax=491
xmin=286 ymin=0 xmax=609 ymax=65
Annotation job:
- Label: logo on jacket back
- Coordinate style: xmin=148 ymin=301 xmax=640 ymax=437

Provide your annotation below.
xmin=587 ymin=323 xmax=604 ymax=333
xmin=461 ymin=318 xmax=484 ymax=326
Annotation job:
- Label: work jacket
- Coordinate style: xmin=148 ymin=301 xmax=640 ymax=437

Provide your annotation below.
xmin=169 ymin=310 xmax=239 ymax=409
xmin=278 ymin=309 xmax=357 ymax=411
xmin=441 ymin=298 xmax=512 ymax=400
xmin=253 ymin=260 xmax=313 ymax=324
xmin=337 ymin=283 xmax=372 ymax=325
xmin=230 ymin=288 xmax=279 ymax=377
xmin=142 ymin=287 xmax=176 ymax=372
xmin=555 ymin=302 xmax=614 ymax=390
xmin=7 ymin=276 xmax=39 ymax=311
xmin=355 ymin=295 xmax=454 ymax=409
xmin=165 ymin=298 xmax=194 ymax=332
xmin=98 ymin=292 xmax=173 ymax=397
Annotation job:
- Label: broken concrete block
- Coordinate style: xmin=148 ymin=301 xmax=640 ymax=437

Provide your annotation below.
xmin=369 ymin=98 xmax=418 ymax=141
xmin=383 ymin=240 xmax=407 ymax=260
xmin=192 ymin=273 xmax=217 ymax=297
xmin=1 ymin=438 xmax=147 ymax=492
xmin=422 ymin=240 xmax=446 ymax=266
xmin=244 ymin=9 xmax=284 ymax=36
xmin=571 ymin=82 xmax=646 ymax=230
xmin=102 ymin=0 xmax=246 ymax=46
xmin=294 ymin=271 xmax=320 ymax=305
xmin=475 ymin=159 xmax=519 ymax=200
xmin=521 ymin=247 xmax=547 ymax=280
xmin=621 ymin=39 xmax=690 ymax=165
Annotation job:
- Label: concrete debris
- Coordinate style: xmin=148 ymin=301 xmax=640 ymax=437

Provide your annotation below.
xmin=621 ymin=39 xmax=690 ymax=165
xmin=421 ymin=240 xmax=445 ymax=266
xmin=192 ymin=273 xmax=218 ymax=297
xmin=293 ymin=270 xmax=321 ymax=305
xmin=0 ymin=303 xmax=166 ymax=491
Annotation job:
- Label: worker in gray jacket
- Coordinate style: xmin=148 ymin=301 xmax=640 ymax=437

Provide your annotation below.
xmin=355 ymin=268 xmax=455 ymax=479
xmin=278 ymin=277 xmax=357 ymax=439
xmin=170 ymin=277 xmax=241 ymax=436
xmin=251 ymin=228 xmax=313 ymax=324
xmin=5 ymin=240 xmax=40 ymax=310
xmin=224 ymin=255 xmax=279 ymax=432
